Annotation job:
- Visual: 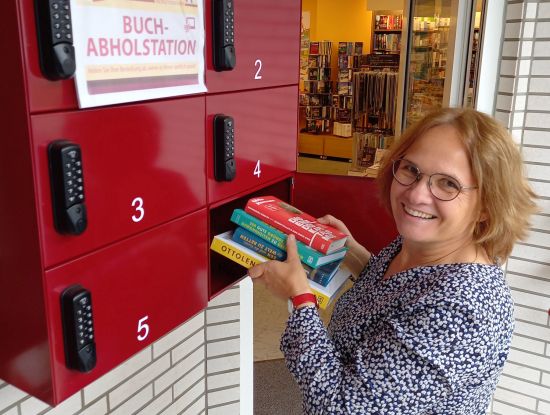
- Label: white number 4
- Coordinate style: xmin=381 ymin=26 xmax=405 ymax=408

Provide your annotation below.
xmin=254 ymin=160 xmax=261 ymax=178
xmin=137 ymin=316 xmax=150 ymax=341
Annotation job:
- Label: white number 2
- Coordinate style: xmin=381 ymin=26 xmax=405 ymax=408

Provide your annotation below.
xmin=254 ymin=160 xmax=262 ymax=178
xmin=137 ymin=316 xmax=150 ymax=341
xmin=131 ymin=197 xmax=145 ymax=223
xmin=254 ymin=59 xmax=263 ymax=80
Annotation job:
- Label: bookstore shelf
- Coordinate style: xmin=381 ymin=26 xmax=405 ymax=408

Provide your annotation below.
xmin=405 ymin=15 xmax=451 ymax=127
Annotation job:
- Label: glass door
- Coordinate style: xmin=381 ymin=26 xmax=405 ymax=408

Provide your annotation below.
xmin=404 ymin=0 xmax=452 ymax=127
xmin=464 ymin=0 xmax=485 ymax=107
xmin=397 ymin=0 xmax=474 ymax=130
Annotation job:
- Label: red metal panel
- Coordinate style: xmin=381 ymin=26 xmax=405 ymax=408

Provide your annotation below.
xmin=44 ymin=211 xmax=208 ymax=404
xmin=31 ymin=97 xmax=206 ymax=268
xmin=206 ymin=86 xmax=297 ymax=204
xmin=19 ymin=1 xmax=79 ymax=113
xmin=205 ymin=0 xmax=301 ymax=93
xmin=293 ymin=173 xmax=398 ymax=254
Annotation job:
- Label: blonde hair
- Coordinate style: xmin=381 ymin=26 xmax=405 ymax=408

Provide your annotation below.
xmin=377 ymin=107 xmax=538 ymax=262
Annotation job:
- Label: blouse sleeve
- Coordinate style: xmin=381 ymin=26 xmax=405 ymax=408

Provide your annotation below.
xmin=281 ymin=296 xmax=490 ymax=414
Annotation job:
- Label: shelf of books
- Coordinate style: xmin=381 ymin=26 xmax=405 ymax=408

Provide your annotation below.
xmin=405 ymin=16 xmax=450 ymax=127
xmin=333 ymin=42 xmax=363 ymax=138
xmin=372 ymin=13 xmax=403 ymax=55
xmin=300 ymin=41 xmax=333 ymax=135
xmin=210 ymin=194 xmax=352 ymax=309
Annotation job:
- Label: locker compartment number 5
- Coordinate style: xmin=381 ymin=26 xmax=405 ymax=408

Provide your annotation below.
xmin=137 ymin=316 xmax=150 ymax=341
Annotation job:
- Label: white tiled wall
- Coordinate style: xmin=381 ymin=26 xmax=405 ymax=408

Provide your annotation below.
xmin=492 ymin=1 xmax=550 ymax=414
xmin=0 ymin=283 xmax=250 ymax=415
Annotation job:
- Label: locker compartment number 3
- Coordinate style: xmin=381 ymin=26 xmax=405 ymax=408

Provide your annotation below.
xmin=131 ymin=197 xmax=145 ymax=222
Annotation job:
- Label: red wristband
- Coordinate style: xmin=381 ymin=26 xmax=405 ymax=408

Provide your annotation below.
xmin=291 ymin=293 xmax=318 ymax=309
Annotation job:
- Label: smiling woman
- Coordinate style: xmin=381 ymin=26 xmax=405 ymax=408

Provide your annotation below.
xmin=377 ymin=107 xmax=537 ymax=264
xmin=248 ymin=107 xmax=538 ymax=414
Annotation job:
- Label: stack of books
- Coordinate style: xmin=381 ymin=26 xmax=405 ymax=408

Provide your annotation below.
xmin=210 ymin=196 xmax=352 ymax=309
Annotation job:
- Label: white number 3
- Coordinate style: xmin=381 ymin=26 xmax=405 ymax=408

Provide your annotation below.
xmin=131 ymin=197 xmax=145 ymax=223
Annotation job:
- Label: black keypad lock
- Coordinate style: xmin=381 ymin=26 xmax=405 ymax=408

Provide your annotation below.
xmin=48 ymin=140 xmax=87 ymax=235
xmin=61 ymin=285 xmax=97 ymax=372
xmin=35 ymin=0 xmax=76 ymax=80
xmin=212 ymin=0 xmax=236 ymax=71
xmin=213 ymin=114 xmax=236 ymax=181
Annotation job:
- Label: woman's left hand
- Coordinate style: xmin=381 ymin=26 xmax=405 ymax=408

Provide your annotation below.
xmin=248 ymin=234 xmax=312 ymax=299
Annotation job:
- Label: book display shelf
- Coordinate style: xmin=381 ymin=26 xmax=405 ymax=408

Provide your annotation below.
xmin=300 ymin=41 xmax=333 ymax=135
xmin=406 ymin=16 xmax=450 ymax=126
xmin=372 ymin=12 xmax=403 ymax=54
xmin=333 ymin=42 xmax=363 ymax=138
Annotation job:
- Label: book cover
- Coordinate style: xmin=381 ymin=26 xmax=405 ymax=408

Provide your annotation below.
xmin=304 ymin=258 xmax=343 ymax=287
xmin=232 ymin=226 xmax=286 ymax=261
xmin=210 ymin=230 xmax=266 ymax=269
xmin=230 ymin=209 xmax=347 ymax=268
xmin=245 ymin=196 xmax=348 ymax=254
xmin=210 ymin=231 xmax=351 ymax=310
xmin=309 ymin=42 xmax=320 ymax=54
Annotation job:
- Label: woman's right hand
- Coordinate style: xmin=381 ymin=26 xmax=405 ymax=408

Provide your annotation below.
xmin=318 ymin=214 xmax=371 ymax=277
xmin=317 ymin=214 xmax=353 ymax=239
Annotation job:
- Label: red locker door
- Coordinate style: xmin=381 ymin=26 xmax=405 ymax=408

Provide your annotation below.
xmin=206 ymin=86 xmax=297 ymax=204
xmin=205 ymin=0 xmax=301 ymax=93
xmin=18 ymin=1 xmax=79 ymax=113
xmin=32 ymin=97 xmax=206 ymax=268
xmin=44 ymin=210 xmax=208 ymax=404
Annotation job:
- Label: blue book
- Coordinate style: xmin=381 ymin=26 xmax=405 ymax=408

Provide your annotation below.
xmin=304 ymin=258 xmax=344 ymax=287
xmin=230 ymin=209 xmax=347 ymax=268
xmin=231 ymin=226 xmax=343 ymax=287
xmin=231 ymin=227 xmax=286 ymax=261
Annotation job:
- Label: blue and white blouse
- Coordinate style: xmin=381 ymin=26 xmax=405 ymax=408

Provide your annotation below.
xmin=281 ymin=237 xmax=514 ymax=414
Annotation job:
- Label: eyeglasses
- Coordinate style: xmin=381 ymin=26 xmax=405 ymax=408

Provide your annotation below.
xmin=392 ymin=158 xmax=478 ymax=201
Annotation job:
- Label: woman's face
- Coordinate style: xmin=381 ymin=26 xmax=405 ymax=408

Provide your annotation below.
xmin=390 ymin=124 xmax=481 ymax=251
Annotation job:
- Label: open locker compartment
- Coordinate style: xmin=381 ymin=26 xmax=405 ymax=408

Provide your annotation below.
xmin=208 ymin=176 xmax=293 ymax=299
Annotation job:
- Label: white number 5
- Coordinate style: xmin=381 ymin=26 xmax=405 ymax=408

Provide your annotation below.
xmin=137 ymin=316 xmax=150 ymax=341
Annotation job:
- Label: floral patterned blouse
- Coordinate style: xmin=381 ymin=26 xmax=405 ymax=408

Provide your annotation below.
xmin=281 ymin=237 xmax=514 ymax=414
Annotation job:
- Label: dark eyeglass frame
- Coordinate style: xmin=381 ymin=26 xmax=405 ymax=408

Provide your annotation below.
xmin=391 ymin=158 xmax=478 ymax=201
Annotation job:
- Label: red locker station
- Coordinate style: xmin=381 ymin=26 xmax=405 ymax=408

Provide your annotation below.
xmin=0 ymin=0 xmax=300 ymax=405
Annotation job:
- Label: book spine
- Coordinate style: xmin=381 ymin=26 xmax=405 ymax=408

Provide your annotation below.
xmin=245 ymin=203 xmax=331 ymax=254
xmin=232 ymin=227 xmax=286 ymax=261
xmin=231 ymin=209 xmax=287 ymax=248
xmin=310 ymin=286 xmax=331 ymax=310
xmin=210 ymin=236 xmax=267 ymax=269
xmin=230 ymin=209 xmax=325 ymax=267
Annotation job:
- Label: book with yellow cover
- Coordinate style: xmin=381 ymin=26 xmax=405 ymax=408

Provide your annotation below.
xmin=210 ymin=231 xmax=351 ymax=309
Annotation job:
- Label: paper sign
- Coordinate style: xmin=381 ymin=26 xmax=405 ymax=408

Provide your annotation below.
xmin=71 ymin=0 xmax=207 ymax=108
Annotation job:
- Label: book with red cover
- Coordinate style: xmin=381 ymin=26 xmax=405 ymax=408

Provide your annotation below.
xmin=244 ymin=196 xmax=348 ymax=254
